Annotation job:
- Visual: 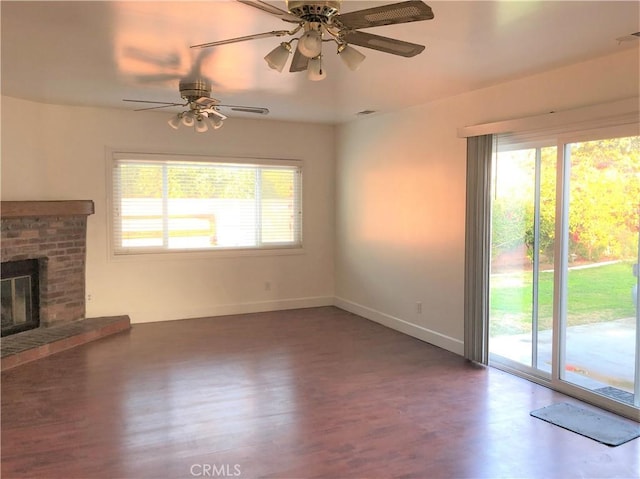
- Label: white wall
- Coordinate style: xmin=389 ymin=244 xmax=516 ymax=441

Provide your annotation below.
xmin=335 ymin=48 xmax=640 ymax=355
xmin=2 ymin=48 xmax=637 ymax=345
xmin=1 ymin=99 xmax=335 ymax=323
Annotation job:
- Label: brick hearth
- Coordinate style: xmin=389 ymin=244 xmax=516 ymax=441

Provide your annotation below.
xmin=1 ymin=315 xmax=130 ymax=371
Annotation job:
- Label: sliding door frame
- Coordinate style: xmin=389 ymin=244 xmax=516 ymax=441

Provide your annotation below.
xmin=488 ymin=137 xmax=556 ymax=382
xmin=462 ymin=99 xmax=640 ymax=421
xmin=549 ymin=124 xmax=640 ymax=420
xmin=488 ymin=123 xmax=640 ymax=421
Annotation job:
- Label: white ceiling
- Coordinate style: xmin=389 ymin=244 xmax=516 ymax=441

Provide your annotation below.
xmin=2 ymin=1 xmax=639 ymax=124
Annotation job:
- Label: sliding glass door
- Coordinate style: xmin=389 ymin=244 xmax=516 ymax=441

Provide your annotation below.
xmin=489 ymin=129 xmax=640 ymax=418
xmin=489 ymin=141 xmax=556 ymax=377
xmin=558 ymin=135 xmax=639 ymax=410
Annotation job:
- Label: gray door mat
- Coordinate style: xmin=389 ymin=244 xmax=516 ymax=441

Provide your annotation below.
xmin=530 ymin=402 xmax=640 ymax=446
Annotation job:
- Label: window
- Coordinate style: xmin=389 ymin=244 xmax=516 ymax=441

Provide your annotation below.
xmin=111 ymin=153 xmax=302 ymax=254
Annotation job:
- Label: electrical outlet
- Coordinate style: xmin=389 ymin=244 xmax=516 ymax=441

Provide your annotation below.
xmin=87 ymin=293 xmax=93 ymax=302
xmin=416 ymin=301 xmax=422 ymax=314
xmin=265 ymin=281 xmax=271 ymax=291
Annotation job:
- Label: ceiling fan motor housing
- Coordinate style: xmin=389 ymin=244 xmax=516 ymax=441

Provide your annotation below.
xmin=287 ymin=1 xmax=341 ymax=22
xmin=179 ymin=79 xmax=212 ymax=102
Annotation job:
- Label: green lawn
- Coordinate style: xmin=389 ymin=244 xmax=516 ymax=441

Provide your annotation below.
xmin=490 ymin=262 xmax=637 ymax=336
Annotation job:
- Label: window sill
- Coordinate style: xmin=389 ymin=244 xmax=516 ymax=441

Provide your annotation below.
xmin=108 ymin=246 xmax=305 ymax=262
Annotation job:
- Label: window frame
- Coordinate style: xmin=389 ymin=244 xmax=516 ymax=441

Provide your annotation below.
xmin=108 ymin=151 xmax=303 ymax=258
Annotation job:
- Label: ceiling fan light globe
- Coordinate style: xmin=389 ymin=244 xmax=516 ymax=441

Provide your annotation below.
xmin=207 ymin=116 xmax=224 ymax=130
xmin=307 ymin=56 xmax=326 ymax=81
xmin=297 ymin=30 xmax=322 ymax=58
xmin=338 ymin=45 xmax=366 ymax=71
xmin=181 ymin=111 xmax=195 ymax=127
xmin=195 ymin=116 xmax=209 ymax=133
xmin=168 ymin=114 xmax=181 ymax=130
xmin=264 ymin=44 xmax=291 ymax=72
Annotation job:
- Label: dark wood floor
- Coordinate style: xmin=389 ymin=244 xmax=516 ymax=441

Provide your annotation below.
xmin=2 ymin=307 xmax=638 ymax=479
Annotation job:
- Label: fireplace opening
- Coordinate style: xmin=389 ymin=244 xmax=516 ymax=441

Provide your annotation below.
xmin=1 ymin=259 xmax=40 ymax=337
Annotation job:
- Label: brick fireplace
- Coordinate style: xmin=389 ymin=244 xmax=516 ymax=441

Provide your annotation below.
xmin=1 ymin=200 xmax=95 ymax=330
xmin=1 ymin=200 xmax=130 ymax=370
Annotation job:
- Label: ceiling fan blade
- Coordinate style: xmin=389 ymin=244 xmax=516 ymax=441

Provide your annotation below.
xmin=289 ymin=48 xmax=310 ymax=72
xmin=123 ymin=99 xmax=183 ymax=106
xmin=342 ymin=31 xmax=425 ymax=57
xmin=218 ymin=105 xmax=270 ymax=115
xmin=336 ymin=0 xmax=434 ymax=30
xmin=133 ymin=104 xmax=183 ymax=112
xmin=122 ymin=99 xmax=185 ymax=111
xmin=193 ymin=97 xmax=220 ymax=109
xmin=191 ymin=30 xmax=292 ymax=49
xmin=237 ymin=0 xmax=301 ymax=23
xmin=206 ymin=109 xmax=228 ymax=121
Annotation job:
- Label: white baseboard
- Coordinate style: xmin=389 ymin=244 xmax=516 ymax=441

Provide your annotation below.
xmin=333 ymin=297 xmax=464 ymax=356
xmin=129 ymin=296 xmax=334 ymax=324
xmin=127 ymin=296 xmax=464 ymax=357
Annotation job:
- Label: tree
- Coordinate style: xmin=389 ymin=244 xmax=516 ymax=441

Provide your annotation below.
xmin=567 ymin=136 xmax=640 ymax=260
xmin=491 ymin=136 xmax=639 ymax=265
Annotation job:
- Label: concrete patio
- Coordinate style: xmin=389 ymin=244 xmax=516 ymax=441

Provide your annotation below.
xmin=490 ymin=317 xmax=638 ymax=403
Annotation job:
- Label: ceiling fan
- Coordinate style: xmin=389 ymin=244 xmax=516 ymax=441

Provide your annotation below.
xmin=123 ymin=79 xmax=270 ymax=133
xmin=191 ymin=0 xmax=435 ymax=80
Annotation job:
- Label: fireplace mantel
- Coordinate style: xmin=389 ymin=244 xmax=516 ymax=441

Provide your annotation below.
xmin=1 ymin=200 xmax=94 ymax=218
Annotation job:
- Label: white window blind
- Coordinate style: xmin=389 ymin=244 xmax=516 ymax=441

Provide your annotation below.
xmin=112 ymin=154 xmax=302 ymax=254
